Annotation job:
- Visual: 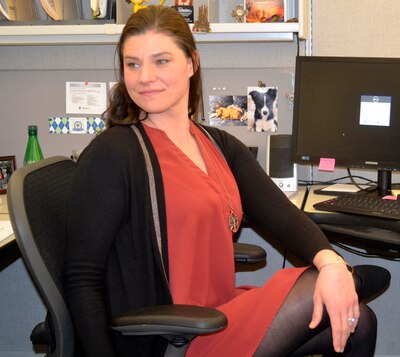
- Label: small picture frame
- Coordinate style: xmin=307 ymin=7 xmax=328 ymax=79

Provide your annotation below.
xmin=0 ymin=156 xmax=16 ymax=194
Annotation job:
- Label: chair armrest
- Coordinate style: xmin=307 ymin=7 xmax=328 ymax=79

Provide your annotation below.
xmin=233 ymin=242 xmax=266 ymax=264
xmin=111 ymin=304 xmax=227 ymax=336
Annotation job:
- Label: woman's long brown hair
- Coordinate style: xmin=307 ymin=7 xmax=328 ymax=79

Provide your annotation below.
xmin=104 ymin=5 xmax=202 ymax=128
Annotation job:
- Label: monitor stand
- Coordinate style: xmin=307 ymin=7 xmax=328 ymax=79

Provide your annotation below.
xmin=314 ymin=169 xmax=393 ymax=197
xmin=376 ymin=169 xmax=392 ymax=197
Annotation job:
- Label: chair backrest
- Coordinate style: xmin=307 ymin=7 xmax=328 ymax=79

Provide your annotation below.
xmin=8 ymin=156 xmax=76 ymax=357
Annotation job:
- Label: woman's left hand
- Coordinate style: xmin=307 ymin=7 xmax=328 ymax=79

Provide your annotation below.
xmin=309 ymin=250 xmax=359 ymax=353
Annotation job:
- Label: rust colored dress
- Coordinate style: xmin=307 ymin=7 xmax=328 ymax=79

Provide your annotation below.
xmin=144 ymin=122 xmax=306 ymax=357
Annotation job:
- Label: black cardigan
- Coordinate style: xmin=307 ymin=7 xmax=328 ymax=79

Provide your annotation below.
xmin=64 ymin=122 xmax=331 ymax=356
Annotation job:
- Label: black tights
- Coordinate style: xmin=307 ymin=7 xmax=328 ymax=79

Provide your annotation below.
xmin=254 ymin=267 xmax=377 ymax=357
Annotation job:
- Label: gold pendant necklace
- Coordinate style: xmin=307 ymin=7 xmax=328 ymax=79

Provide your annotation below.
xmin=228 ymin=208 xmax=239 ymax=233
xmin=217 ymin=175 xmax=239 ymax=233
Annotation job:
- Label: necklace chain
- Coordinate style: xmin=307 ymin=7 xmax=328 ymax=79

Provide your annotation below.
xmin=146 ymin=118 xmax=239 ymax=233
xmin=146 ymin=117 xmax=159 ymax=129
xmin=196 ymin=132 xmax=239 ymax=233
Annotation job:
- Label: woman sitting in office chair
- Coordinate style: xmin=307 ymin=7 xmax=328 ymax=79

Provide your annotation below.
xmin=64 ymin=5 xmax=379 ymax=356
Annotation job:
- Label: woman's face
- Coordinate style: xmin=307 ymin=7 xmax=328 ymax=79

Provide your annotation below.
xmin=123 ymin=30 xmax=194 ymax=119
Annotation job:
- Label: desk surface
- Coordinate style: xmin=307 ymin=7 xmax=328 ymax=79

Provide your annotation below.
xmin=0 ymin=195 xmax=14 ymax=249
xmin=4 ymin=186 xmax=399 ymax=251
xmin=286 ymin=186 xmax=307 ymax=209
xmin=0 ymin=194 xmax=9 ymax=214
xmin=304 ymin=186 xmax=400 ymax=252
xmin=303 ymin=185 xmax=335 ymax=214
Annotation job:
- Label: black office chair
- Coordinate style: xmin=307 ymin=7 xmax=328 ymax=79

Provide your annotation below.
xmin=7 ymin=156 xmax=266 ymax=357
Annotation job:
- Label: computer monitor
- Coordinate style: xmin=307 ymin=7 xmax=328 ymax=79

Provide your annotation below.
xmin=292 ymin=55 xmax=400 ymax=196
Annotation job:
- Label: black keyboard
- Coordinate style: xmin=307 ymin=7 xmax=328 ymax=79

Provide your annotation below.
xmin=314 ymin=194 xmax=400 ymax=220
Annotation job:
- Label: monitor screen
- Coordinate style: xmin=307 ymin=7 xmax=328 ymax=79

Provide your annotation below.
xmin=292 ymin=55 xmax=400 ymax=194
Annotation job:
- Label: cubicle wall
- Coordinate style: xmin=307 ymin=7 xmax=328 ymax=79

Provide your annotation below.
xmin=0 ymin=67 xmax=295 ymax=171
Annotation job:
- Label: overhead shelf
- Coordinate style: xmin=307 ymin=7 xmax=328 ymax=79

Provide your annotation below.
xmin=193 ymin=23 xmax=299 ymax=43
xmin=0 ymin=0 xmax=309 ymax=45
xmin=0 ymin=22 xmax=303 ymax=45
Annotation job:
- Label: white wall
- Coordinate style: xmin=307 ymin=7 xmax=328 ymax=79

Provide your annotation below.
xmin=312 ymin=0 xmax=400 ymax=58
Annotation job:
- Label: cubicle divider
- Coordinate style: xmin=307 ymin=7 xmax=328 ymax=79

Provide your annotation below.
xmin=0 ymin=67 xmax=295 ymax=169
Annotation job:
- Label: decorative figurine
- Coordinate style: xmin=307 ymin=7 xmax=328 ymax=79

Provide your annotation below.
xmin=130 ymin=0 xmax=165 ymax=14
xmin=231 ymin=4 xmax=249 ymax=23
xmin=192 ymin=4 xmax=211 ymax=33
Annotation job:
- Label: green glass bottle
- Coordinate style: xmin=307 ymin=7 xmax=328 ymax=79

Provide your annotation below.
xmin=23 ymin=125 xmax=44 ymax=166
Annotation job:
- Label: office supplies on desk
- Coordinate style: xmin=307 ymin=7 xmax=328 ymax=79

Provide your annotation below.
xmin=0 ymin=220 xmax=12 ymax=243
xmin=314 ymin=194 xmax=400 ymax=220
xmin=314 ymin=183 xmax=371 ymax=196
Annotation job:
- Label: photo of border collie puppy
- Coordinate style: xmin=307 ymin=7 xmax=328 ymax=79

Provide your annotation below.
xmin=247 ymin=87 xmax=278 ymax=132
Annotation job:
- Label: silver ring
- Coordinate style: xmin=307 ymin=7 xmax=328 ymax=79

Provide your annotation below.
xmin=348 ymin=317 xmax=357 ymax=325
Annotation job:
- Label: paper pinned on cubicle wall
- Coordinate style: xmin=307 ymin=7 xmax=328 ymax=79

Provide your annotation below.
xmin=69 ymin=117 xmax=88 ymax=134
xmin=66 ymin=82 xmax=107 ymax=115
xmin=49 ymin=117 xmax=105 ymax=134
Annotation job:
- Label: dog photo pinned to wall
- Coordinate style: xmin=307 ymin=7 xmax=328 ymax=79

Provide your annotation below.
xmin=247 ymin=86 xmax=278 ymax=132
xmin=208 ymin=95 xmax=248 ymax=127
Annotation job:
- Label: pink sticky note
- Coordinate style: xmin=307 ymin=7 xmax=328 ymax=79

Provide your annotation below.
xmin=383 ymin=195 xmax=397 ymax=200
xmin=318 ymin=158 xmax=336 ymax=171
